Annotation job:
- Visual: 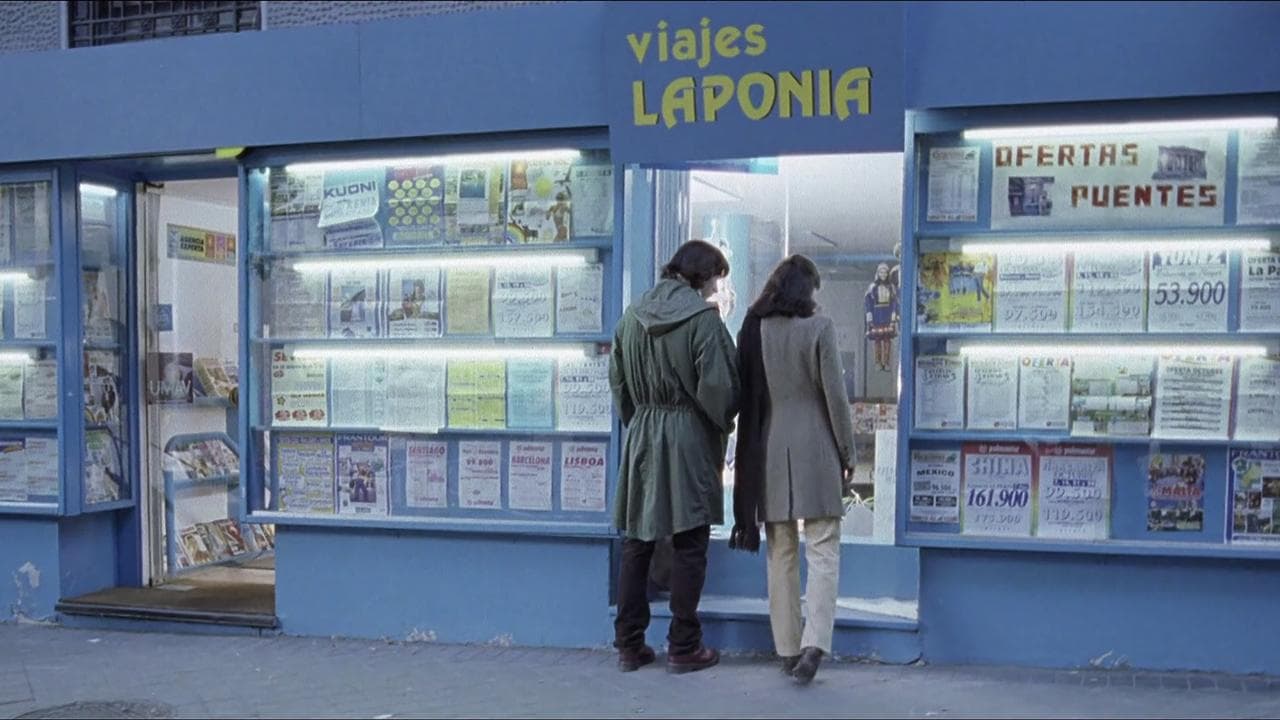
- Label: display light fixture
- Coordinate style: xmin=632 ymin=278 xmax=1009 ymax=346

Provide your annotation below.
xmin=958 ymin=343 xmax=1267 ymax=358
xmin=283 ymin=148 xmax=582 ymax=174
xmin=962 ymin=117 xmax=1278 ymax=140
xmin=0 ymin=351 xmax=33 ymax=364
xmin=960 ymin=237 xmax=1273 ymax=256
xmin=290 ymin=249 xmax=594 ymax=274
xmin=78 ymin=183 xmax=118 ymax=198
xmin=290 ymin=343 xmax=591 ymax=362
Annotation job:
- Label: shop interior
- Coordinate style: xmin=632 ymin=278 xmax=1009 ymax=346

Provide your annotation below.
xmin=58 ymin=170 xmax=276 ymax=628
xmin=677 ymin=153 xmax=905 ymax=544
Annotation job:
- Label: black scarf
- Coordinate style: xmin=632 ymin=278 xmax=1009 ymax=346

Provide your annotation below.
xmin=729 ymin=309 xmax=768 ymax=552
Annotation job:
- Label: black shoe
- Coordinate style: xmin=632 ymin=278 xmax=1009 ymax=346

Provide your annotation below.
xmin=618 ymin=645 xmax=656 ymax=672
xmin=780 ymin=655 xmax=801 ymax=675
xmin=666 ymin=645 xmax=720 ymax=674
xmin=792 ymin=646 xmax=823 ymax=686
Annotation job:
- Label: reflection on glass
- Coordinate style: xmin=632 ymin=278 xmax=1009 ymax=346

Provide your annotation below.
xmin=640 ymin=154 xmax=905 ymax=543
xmin=80 ymin=184 xmax=129 ymax=506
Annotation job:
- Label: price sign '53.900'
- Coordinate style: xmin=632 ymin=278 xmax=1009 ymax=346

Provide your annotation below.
xmin=1147 ymin=250 xmax=1229 ymax=333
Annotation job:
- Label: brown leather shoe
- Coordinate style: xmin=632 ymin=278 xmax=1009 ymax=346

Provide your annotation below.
xmin=618 ymin=645 xmax=656 ymax=672
xmin=666 ymin=645 xmax=720 ymax=674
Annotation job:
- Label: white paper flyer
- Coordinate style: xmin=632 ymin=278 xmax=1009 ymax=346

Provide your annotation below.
xmin=270 ymin=350 xmax=328 ymax=427
xmin=1036 ymin=445 xmax=1111 ymax=540
xmin=1016 ymin=356 xmax=1072 ymax=431
xmin=914 ymin=355 xmax=965 ymax=430
xmin=403 ymin=438 xmax=449 ymax=509
xmin=993 ymin=250 xmax=1068 ymax=332
xmin=336 ymin=434 xmax=389 ymax=516
xmin=1069 ymin=252 xmax=1147 ymax=333
xmin=961 ymin=442 xmax=1033 ymax=537
xmin=276 ymin=434 xmax=335 ymax=514
xmin=909 ymin=449 xmax=961 ymax=524
xmin=965 ymin=356 xmax=1019 ymax=430
xmin=1146 ymin=249 xmax=1229 ymax=333
xmin=1152 ymin=355 xmax=1233 ymax=440
xmin=458 ymin=441 xmax=502 ymax=509
xmin=926 ymin=147 xmax=980 ymax=223
xmin=507 ymin=441 xmax=553 ymax=511
xmin=561 ymin=442 xmax=608 ymax=512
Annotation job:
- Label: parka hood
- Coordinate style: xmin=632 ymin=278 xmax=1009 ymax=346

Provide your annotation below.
xmin=632 ymin=279 xmax=716 ymax=336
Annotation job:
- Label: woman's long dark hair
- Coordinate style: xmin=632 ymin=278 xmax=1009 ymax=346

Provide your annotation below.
xmin=749 ymin=254 xmax=821 ymax=318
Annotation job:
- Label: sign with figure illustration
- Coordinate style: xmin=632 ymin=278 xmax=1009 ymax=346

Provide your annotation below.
xmin=989 ymin=132 xmax=1228 ymax=229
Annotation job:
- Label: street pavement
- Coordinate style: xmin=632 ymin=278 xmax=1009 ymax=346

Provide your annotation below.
xmin=2 ymin=623 xmax=1279 ymax=718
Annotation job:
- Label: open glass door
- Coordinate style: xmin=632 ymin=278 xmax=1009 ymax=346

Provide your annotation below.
xmin=137 ymin=179 xmax=267 ymax=585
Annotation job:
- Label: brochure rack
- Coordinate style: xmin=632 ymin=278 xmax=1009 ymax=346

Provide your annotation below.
xmin=239 ymin=136 xmax=622 ymax=536
xmin=900 ymin=105 xmax=1280 ymax=558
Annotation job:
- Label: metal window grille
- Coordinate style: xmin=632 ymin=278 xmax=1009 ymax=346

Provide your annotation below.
xmin=69 ymin=1 xmax=261 ymax=48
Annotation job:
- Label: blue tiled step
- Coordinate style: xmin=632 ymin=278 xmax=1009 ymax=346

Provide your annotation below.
xmin=615 ymin=594 xmax=922 ymax=664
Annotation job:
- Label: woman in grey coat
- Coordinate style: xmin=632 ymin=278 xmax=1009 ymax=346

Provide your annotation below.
xmin=731 ymin=255 xmax=856 ymax=686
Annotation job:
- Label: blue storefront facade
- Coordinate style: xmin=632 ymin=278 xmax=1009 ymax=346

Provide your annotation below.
xmin=1 ymin=1 xmax=1279 ymax=675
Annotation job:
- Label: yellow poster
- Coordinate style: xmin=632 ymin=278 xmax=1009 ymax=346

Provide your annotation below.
xmin=447 ymin=360 xmax=506 ymax=429
xmin=917 ymin=251 xmax=994 ymax=331
xmin=445 ymin=268 xmax=492 ymax=334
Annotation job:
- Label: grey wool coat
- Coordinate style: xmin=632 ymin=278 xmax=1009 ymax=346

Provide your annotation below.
xmin=610 ymin=279 xmax=740 ymax=541
xmin=759 ymin=314 xmax=856 ymax=522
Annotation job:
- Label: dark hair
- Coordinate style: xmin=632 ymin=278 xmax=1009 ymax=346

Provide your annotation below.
xmin=661 ymin=240 xmax=730 ymax=291
xmin=749 ymin=255 xmax=821 ymax=318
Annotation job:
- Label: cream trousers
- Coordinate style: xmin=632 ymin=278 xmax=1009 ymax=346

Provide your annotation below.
xmin=765 ymin=517 xmax=841 ymax=656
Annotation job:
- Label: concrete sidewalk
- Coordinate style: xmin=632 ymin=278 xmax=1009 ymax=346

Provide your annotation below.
xmin=2 ymin=624 xmax=1278 ymax=719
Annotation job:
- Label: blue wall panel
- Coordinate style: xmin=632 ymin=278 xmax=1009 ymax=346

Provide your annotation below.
xmin=357 ymin=3 xmax=608 ymax=140
xmin=0 ymin=519 xmax=60 ymax=621
xmin=0 ymin=3 xmax=611 ymax=164
xmin=704 ymin=541 xmax=919 ymax=601
xmin=905 ymin=1 xmax=1280 ymax=109
xmin=920 ymin=549 xmax=1280 ymax=674
xmin=275 ymin=527 xmax=613 ymax=647
xmin=57 ymin=512 xmax=118 ymax=600
xmin=0 ymin=25 xmax=364 ymax=163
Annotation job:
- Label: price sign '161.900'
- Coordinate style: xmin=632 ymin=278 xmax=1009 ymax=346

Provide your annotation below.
xmin=962 ymin=443 xmax=1034 ymax=537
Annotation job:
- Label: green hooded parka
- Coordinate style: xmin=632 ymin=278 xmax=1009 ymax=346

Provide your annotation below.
xmin=610 ymin=279 xmax=740 ymax=541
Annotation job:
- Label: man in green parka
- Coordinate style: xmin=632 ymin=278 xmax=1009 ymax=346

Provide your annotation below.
xmin=609 ymin=240 xmax=740 ymax=675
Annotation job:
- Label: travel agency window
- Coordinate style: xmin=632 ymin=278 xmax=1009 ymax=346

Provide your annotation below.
xmin=626 ymin=152 xmax=905 ymax=544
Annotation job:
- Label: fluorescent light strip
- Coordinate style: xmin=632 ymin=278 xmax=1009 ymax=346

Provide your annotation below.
xmin=79 ymin=183 xmax=118 ymax=198
xmin=0 ymin=271 xmax=34 ymax=283
xmin=961 ymin=238 xmax=1273 ymax=255
xmin=284 ymin=148 xmax=582 ymax=174
xmin=290 ymin=345 xmax=590 ymax=361
xmin=963 ymin=117 xmax=1278 ymax=140
xmin=291 ymin=251 xmax=592 ymax=274
xmin=959 ymin=344 xmax=1267 ymax=358
xmin=0 ymin=352 xmax=32 ymax=364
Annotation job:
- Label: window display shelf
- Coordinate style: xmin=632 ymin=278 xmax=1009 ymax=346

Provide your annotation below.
xmin=0 ymin=420 xmax=59 ymax=431
xmin=0 ymin=501 xmax=58 ymax=515
xmin=244 ymin=140 xmax=619 ymax=529
xmin=253 ymin=335 xmax=612 ymax=347
xmin=252 ymin=238 xmax=613 ymax=264
xmin=0 ymin=340 xmax=56 ymax=349
xmin=171 ymin=474 xmax=240 ymax=493
xmin=254 ymin=424 xmax=611 ymax=438
xmin=902 ymin=111 xmax=1280 ymax=553
xmin=910 ymin=430 xmax=1280 ymax=448
xmin=245 ymin=510 xmax=616 ymax=539
xmin=902 ymin=532 xmax=1280 ymax=561
xmin=913 ymin=331 xmax=1280 ymax=342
